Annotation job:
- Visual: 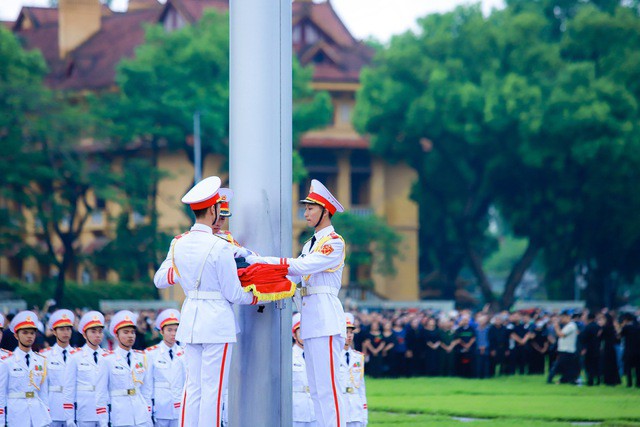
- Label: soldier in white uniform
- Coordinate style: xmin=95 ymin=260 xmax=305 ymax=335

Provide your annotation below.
xmin=292 ymin=312 xmax=317 ymax=427
xmin=0 ymin=310 xmax=51 ymax=427
xmin=145 ymin=309 xmax=186 ymax=427
xmin=40 ymin=309 xmax=76 ymax=427
xmin=0 ymin=313 xmax=10 ymax=423
xmin=153 ymin=176 xmax=259 ymax=427
xmin=248 ymin=179 xmax=347 ymax=427
xmin=63 ymin=311 xmax=108 ymax=427
xmin=0 ymin=314 xmax=11 ymax=358
xmin=95 ymin=310 xmax=152 ymax=427
xmin=340 ymin=314 xmax=368 ymax=427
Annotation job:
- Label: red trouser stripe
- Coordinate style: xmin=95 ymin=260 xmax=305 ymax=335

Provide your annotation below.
xmin=329 ymin=336 xmax=341 ymax=426
xmin=217 ymin=343 xmax=229 ymax=426
xmin=180 ymin=374 xmax=188 ymax=427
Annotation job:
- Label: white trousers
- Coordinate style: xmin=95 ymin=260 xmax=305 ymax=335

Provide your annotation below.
xmin=180 ymin=343 xmax=232 ymax=427
xmin=51 ymin=422 xmax=66 ymax=427
xmin=294 ymin=422 xmax=318 ymax=427
xmin=304 ymin=335 xmax=346 ymax=427
xmin=77 ymin=423 xmax=100 ymax=427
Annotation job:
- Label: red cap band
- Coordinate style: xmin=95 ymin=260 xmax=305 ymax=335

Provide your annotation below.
xmin=305 ymin=192 xmax=337 ymax=215
xmin=189 ymin=193 xmax=222 ymax=211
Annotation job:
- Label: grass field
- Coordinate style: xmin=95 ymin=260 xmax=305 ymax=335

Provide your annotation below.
xmin=366 ymin=375 xmax=640 ymax=426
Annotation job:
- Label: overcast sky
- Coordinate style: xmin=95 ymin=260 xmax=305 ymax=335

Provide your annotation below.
xmin=1 ymin=0 xmax=505 ymax=42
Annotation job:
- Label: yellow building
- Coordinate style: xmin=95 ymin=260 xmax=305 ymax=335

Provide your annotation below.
xmin=3 ymin=0 xmax=418 ymax=301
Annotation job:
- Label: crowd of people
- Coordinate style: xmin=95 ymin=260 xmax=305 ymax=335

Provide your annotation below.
xmin=345 ymin=305 xmax=640 ymax=387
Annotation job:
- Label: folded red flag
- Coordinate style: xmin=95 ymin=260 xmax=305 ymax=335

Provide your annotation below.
xmin=238 ymin=263 xmax=296 ymax=302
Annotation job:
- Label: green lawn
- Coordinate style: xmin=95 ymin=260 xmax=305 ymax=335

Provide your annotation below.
xmin=366 ymin=375 xmax=640 ymax=426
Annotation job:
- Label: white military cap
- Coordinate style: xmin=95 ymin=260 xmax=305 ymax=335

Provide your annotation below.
xmin=155 ymin=309 xmax=180 ymax=330
xmin=181 ymin=176 xmax=222 ymax=211
xmin=10 ymin=310 xmax=39 ymax=333
xmin=0 ymin=313 xmax=4 ymax=329
xmin=300 ymin=179 xmax=344 ymax=215
xmin=79 ymin=311 xmax=105 ymax=333
xmin=292 ymin=312 xmax=301 ymax=335
xmin=345 ymin=313 xmax=355 ymax=329
xmin=218 ymin=188 xmax=233 ymax=217
xmin=109 ymin=310 xmax=138 ymax=336
xmin=48 ymin=309 xmax=75 ymax=330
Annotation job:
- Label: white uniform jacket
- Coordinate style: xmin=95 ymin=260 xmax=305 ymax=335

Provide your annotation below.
xmin=215 ymin=231 xmax=253 ymax=258
xmin=250 ymin=225 xmax=346 ymax=340
xmin=154 ymin=223 xmax=257 ymax=344
xmin=95 ymin=347 xmax=152 ymax=427
xmin=340 ymin=349 xmax=368 ymax=425
xmin=292 ymin=344 xmax=315 ymax=423
xmin=0 ymin=348 xmax=51 ymax=427
xmin=63 ymin=344 xmax=108 ymax=423
xmin=145 ymin=342 xmax=186 ymax=421
xmin=40 ymin=344 xmax=74 ymax=422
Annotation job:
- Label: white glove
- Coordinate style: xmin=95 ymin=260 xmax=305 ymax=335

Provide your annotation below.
xmin=245 ymin=254 xmax=261 ymax=265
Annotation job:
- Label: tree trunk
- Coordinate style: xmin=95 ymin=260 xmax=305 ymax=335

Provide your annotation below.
xmin=500 ymin=239 xmax=540 ymax=310
xmin=466 ymin=245 xmax=495 ymax=305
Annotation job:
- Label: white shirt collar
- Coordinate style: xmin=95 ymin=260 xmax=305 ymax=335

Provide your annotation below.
xmin=314 ymin=225 xmax=335 ymax=240
xmin=191 ymin=223 xmax=213 ymax=233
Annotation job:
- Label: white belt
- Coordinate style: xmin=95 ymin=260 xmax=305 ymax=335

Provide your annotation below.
xmin=300 ymin=286 xmax=339 ymax=297
xmin=187 ymin=290 xmax=224 ymax=300
xmin=9 ymin=391 xmax=37 ymax=399
xmin=77 ymin=385 xmax=95 ymax=391
xmin=111 ymin=388 xmax=137 ymax=397
xmin=155 ymin=381 xmax=171 ymax=389
xmin=293 ymin=386 xmax=310 ymax=393
xmin=50 ymin=385 xmax=63 ymax=392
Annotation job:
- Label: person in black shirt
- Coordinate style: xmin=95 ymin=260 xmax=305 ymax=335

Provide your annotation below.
xmin=509 ymin=312 xmax=529 ymax=375
xmin=363 ymin=320 xmax=385 ymax=378
xmin=424 ymin=318 xmax=441 ymax=376
xmin=454 ymin=315 xmax=476 ymax=378
xmin=488 ymin=315 xmax=509 ymax=376
xmin=620 ymin=313 xmax=640 ymax=388
xmin=601 ymin=313 xmax=621 ymax=386
xmin=528 ymin=321 xmax=549 ymax=375
xmin=405 ymin=317 xmax=426 ymax=377
xmin=580 ymin=312 xmax=601 ymax=386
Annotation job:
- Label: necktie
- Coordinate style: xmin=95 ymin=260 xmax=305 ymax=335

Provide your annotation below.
xmin=169 ymin=349 xmax=174 ymax=360
xmin=346 ymin=351 xmax=350 ymax=365
xmin=309 ymin=236 xmax=317 ymax=251
xmin=93 ymin=351 xmax=98 ymax=364
xmin=63 ymin=349 xmax=67 ymax=363
xmin=25 ymin=353 xmax=30 ymax=367
xmin=126 ymin=352 xmax=131 ymax=367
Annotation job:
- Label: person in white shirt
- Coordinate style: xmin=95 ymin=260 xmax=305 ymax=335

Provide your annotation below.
xmin=40 ymin=309 xmax=76 ymax=427
xmin=154 ymin=176 xmax=259 ymax=427
xmin=341 ymin=313 xmax=368 ymax=427
xmin=0 ymin=311 xmax=51 ymax=427
xmin=95 ymin=310 xmax=152 ymax=427
xmin=63 ymin=310 xmax=108 ymax=427
xmin=292 ymin=312 xmax=316 ymax=427
xmin=547 ymin=311 xmax=579 ymax=384
xmin=145 ymin=309 xmax=186 ymax=427
xmin=249 ymin=179 xmax=347 ymax=427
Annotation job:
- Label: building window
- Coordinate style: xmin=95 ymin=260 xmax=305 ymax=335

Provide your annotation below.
xmin=305 ymin=25 xmax=319 ymax=43
xmin=293 ymin=25 xmax=301 ymax=43
xmin=337 ymin=102 xmax=353 ymax=125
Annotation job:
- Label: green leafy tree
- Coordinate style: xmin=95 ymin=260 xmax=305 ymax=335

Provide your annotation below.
xmin=355 ymin=2 xmax=640 ymax=309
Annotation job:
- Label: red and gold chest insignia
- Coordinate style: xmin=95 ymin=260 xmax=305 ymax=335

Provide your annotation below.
xmin=320 ymin=244 xmax=334 ymax=256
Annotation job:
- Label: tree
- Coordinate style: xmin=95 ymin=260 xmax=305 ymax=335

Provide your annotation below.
xmin=354 ymin=2 xmax=640 ymax=309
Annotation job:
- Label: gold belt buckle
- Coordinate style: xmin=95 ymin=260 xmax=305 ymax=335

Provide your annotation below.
xmin=346 ymin=387 xmax=354 ymax=394
xmin=304 ymin=386 xmax=310 ymax=393
xmin=300 ymin=287 xmax=308 ymax=297
xmin=25 ymin=391 xmax=35 ymax=398
xmin=127 ymin=389 xmax=136 ymax=396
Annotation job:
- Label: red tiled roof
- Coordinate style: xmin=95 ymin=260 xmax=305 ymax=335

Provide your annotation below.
xmin=161 ymin=0 xmax=228 ymax=23
xmin=292 ymin=1 xmax=355 ymax=48
xmin=14 ymin=7 xmax=59 ymax=30
xmin=300 ymin=135 xmax=369 ymax=149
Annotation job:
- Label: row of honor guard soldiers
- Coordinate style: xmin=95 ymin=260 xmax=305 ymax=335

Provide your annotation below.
xmin=293 ymin=312 xmax=368 ymax=427
xmin=0 ymin=308 xmax=186 ymax=427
